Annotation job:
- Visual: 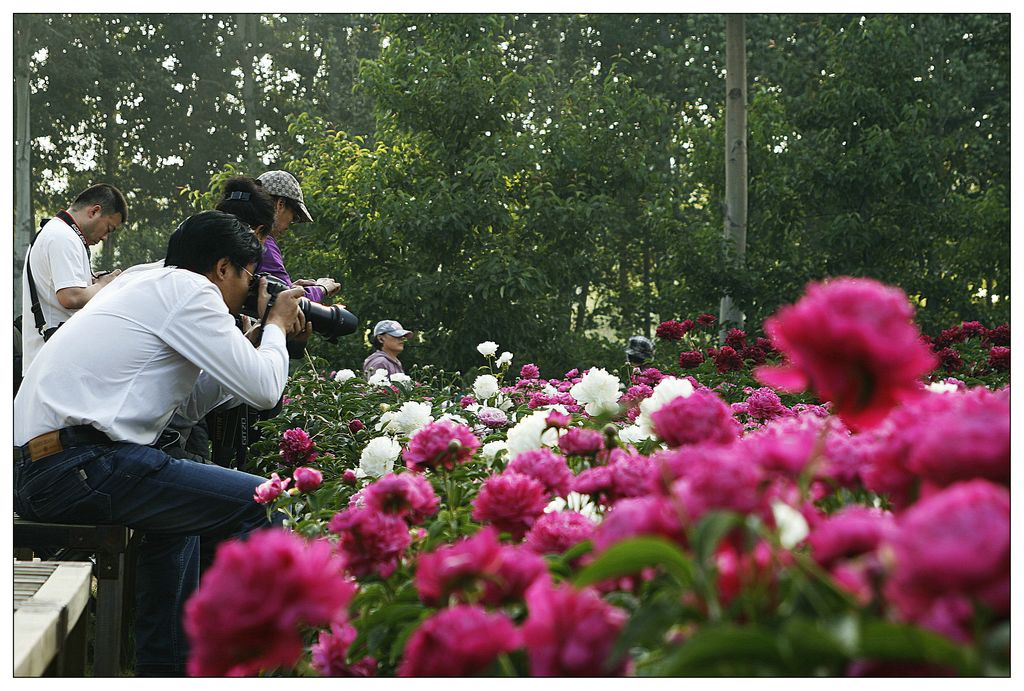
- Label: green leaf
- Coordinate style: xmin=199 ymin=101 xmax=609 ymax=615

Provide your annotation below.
xmin=690 ymin=510 xmax=743 ymax=565
xmin=856 ymin=618 xmax=979 ymax=675
xmin=659 ymin=624 xmax=786 ymax=675
xmin=573 ymin=537 xmax=693 ymax=587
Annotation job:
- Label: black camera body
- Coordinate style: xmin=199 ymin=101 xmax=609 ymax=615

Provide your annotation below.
xmin=242 ymin=272 xmax=358 ymax=341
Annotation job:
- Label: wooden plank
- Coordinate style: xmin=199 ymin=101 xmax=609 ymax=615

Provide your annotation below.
xmin=13 ymin=561 xmax=93 ymax=677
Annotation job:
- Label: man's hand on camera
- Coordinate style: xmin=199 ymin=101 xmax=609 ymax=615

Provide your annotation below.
xmin=93 ymin=269 xmax=121 ymax=286
xmin=265 ymin=285 xmax=307 ymax=337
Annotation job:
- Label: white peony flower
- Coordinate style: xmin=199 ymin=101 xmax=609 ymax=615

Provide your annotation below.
xmin=925 ymin=381 xmax=958 ymax=394
xmin=477 ymin=341 xmax=499 ymax=357
xmin=333 ymin=369 xmax=356 ymax=382
xmin=771 ymin=500 xmax=810 ymax=549
xmin=618 ymin=423 xmax=651 ymax=445
xmin=506 ymin=409 xmax=560 ymax=458
xmin=496 ymin=351 xmax=513 ymax=367
xmin=480 ymin=440 xmax=508 ymax=465
xmin=438 ymin=412 xmax=470 ymax=426
xmin=569 ymin=367 xmax=622 ymax=417
xmin=637 ymin=376 xmax=695 ymax=437
xmin=389 ymin=372 xmax=412 ymax=385
xmin=367 ymin=368 xmax=391 ymax=386
xmin=547 ymin=491 xmax=600 ymax=521
xmin=386 ymin=401 xmax=434 ymax=436
xmin=473 ymin=374 xmax=500 ymax=401
xmin=358 ymin=436 xmax=401 ymax=478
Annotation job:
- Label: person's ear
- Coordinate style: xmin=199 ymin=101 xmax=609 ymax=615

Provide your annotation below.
xmin=88 ymin=204 xmax=103 ymax=219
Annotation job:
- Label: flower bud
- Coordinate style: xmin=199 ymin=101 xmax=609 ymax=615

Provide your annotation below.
xmin=342 ymin=469 xmax=358 ymax=485
xmin=348 ymin=419 xmax=366 ymax=434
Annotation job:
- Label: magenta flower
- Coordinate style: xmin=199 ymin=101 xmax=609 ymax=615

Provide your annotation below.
xmin=472 ymin=472 xmax=549 ymax=539
xmin=743 ymin=387 xmax=791 ymax=421
xmin=481 ymin=545 xmax=550 ymax=607
xmin=670 ymin=443 xmax=765 ymax=522
xmin=292 ymin=466 xmax=323 ymax=493
xmin=807 ymin=506 xmax=895 ymax=568
xmin=459 ymin=395 xmax=477 ymax=408
xmin=507 ymin=448 xmax=573 ymax=497
xmin=184 ymin=530 xmax=355 ymax=677
xmin=696 ymin=313 xmax=717 ymax=326
xmin=545 ymin=410 xmax=572 ymax=428
xmin=650 ymin=388 xmax=740 ymax=447
xmin=522 ymin=579 xmax=629 ymax=676
xmin=398 ymin=605 xmax=522 ymax=677
xmin=741 ymin=345 xmax=767 ymax=364
xmin=403 ymin=419 xmax=481 ymax=472
xmin=279 ymin=427 xmax=316 ymax=465
xmin=655 ymin=320 xmax=687 ymax=340
xmin=348 ymin=419 xmax=365 ymax=434
xmin=520 ymin=363 xmax=541 ymax=379
xmin=558 ymin=427 xmax=604 ymax=456
xmin=414 ymin=527 xmax=503 ymax=606
xmin=328 ymin=506 xmax=411 ymax=579
xmin=678 ymin=350 xmax=705 ymax=369
xmin=592 ymin=495 xmax=683 ymax=552
xmin=311 ymin=622 xmax=376 ymax=677
xmin=883 ymin=480 xmax=1010 ymax=639
xmin=755 ymin=277 xmax=938 ymax=431
xmin=711 ymin=345 xmax=744 ymax=373
xmin=341 ymin=469 xmax=358 ymax=484
xmin=988 ymin=346 xmax=1010 ymax=371
xmin=253 ymin=472 xmax=290 ymax=504
xmin=363 ymin=472 xmax=439 ymax=524
xmin=724 ymin=327 xmax=747 ymax=350
xmin=984 ymin=323 xmax=1009 ymax=346
xmin=936 ymin=347 xmax=963 ymax=372
xmin=525 ymin=511 xmax=597 ymax=556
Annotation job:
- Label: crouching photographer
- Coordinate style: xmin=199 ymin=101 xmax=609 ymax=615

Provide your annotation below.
xmin=13 ymin=210 xmax=307 ymax=676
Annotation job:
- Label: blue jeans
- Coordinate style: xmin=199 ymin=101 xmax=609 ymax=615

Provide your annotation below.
xmin=14 ymin=441 xmax=282 ymax=676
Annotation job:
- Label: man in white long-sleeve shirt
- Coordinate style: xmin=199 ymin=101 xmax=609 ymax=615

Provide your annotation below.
xmin=14 ymin=210 xmax=306 ymax=676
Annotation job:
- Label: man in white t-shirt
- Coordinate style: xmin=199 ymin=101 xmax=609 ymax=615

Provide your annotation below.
xmin=19 ymin=183 xmax=127 ymax=374
xmin=14 ymin=210 xmax=306 ymax=676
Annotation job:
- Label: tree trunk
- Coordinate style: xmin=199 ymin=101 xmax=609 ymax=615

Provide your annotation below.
xmin=238 ymin=14 xmax=258 ymax=170
xmin=719 ymin=13 xmax=748 ymax=336
xmin=14 ymin=19 xmax=33 ymax=313
xmin=574 ymin=279 xmax=589 ymax=334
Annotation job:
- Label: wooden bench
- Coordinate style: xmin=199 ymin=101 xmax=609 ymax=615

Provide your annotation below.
xmin=14 ymin=560 xmax=93 ymax=676
xmin=13 ymin=517 xmax=134 ymax=676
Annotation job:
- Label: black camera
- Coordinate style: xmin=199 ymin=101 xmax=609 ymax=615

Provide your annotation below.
xmin=242 ymin=273 xmax=358 ymax=341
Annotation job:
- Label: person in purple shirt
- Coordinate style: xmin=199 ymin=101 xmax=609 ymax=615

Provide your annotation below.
xmin=363 ymin=320 xmax=413 ymax=379
xmin=255 ymin=170 xmax=341 ymax=303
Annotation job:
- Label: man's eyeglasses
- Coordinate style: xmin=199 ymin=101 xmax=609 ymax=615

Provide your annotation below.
xmin=240 ymin=266 xmax=256 ymax=287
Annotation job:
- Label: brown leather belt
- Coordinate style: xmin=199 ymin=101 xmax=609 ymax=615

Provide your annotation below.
xmin=14 ymin=426 xmax=112 ymax=463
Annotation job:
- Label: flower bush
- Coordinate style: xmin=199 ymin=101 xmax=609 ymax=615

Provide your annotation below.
xmin=186 ymin=277 xmax=1010 ymax=677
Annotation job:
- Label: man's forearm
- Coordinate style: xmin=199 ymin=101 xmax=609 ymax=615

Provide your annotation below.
xmin=55 ymin=283 xmax=102 ymax=309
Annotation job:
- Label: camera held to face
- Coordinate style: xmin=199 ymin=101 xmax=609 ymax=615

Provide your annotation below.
xmin=242 ymin=272 xmax=358 ymax=341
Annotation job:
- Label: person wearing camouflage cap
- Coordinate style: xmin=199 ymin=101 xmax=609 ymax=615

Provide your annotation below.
xmin=254 ymin=170 xmax=341 ymax=304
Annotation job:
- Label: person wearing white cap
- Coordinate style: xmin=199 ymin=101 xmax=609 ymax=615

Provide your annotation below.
xmin=363 ymin=319 xmax=413 ymax=379
xmin=255 ymin=170 xmax=341 ymax=304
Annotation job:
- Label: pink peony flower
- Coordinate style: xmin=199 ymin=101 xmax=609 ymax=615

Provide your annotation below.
xmin=883 ymin=480 xmax=1009 ymax=614
xmin=740 ymin=414 xmax=826 ymax=478
xmin=520 ymin=363 xmax=541 ymax=379
xmin=184 ymin=530 xmax=355 ymax=677
xmin=678 ymin=350 xmax=705 ymax=369
xmin=414 ymin=527 xmax=503 ymax=606
xmin=667 ymin=442 xmax=765 ymax=522
xmin=988 ymin=345 xmax=1010 ymax=371
xmin=472 ymin=472 xmax=549 ymax=539
xmin=253 ymin=472 xmax=290 ymax=504
xmin=545 ymin=410 xmax=572 ymax=428
xmin=807 ymin=506 xmax=895 ymax=567
xmin=363 ymin=472 xmax=439 ymax=524
xmin=558 ymin=427 xmax=604 ymax=456
xmin=742 ymin=387 xmax=791 ymax=421
xmin=482 ymin=545 xmax=550 ymax=607
xmin=651 ymin=388 xmax=740 ymax=447
xmin=755 ymin=277 xmax=938 ymax=431
xmin=403 ymin=419 xmax=481 ymax=472
xmin=571 ymin=465 xmax=615 ymax=502
xmin=459 ymin=395 xmax=477 ymax=408
xmin=398 ymin=605 xmax=522 ymax=677
xmin=477 ymin=407 xmax=509 ymax=428
xmin=279 ymin=427 xmax=316 ymax=465
xmin=506 ymin=448 xmax=574 ymax=497
xmin=592 ymin=495 xmax=684 ymax=552
xmin=522 ymin=579 xmax=629 ymax=676
xmin=292 ymin=466 xmax=323 ymax=493
xmin=311 ymin=622 xmax=376 ymax=677
xmin=341 ymin=469 xmax=358 ymax=484
xmin=329 ymin=506 xmax=411 ymax=579
xmin=655 ymin=320 xmax=688 ymax=340
xmin=525 ymin=511 xmax=597 ymax=556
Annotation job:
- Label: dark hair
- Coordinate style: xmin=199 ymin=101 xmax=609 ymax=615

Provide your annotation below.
xmin=165 ymin=210 xmax=261 ymax=275
xmin=271 ymin=194 xmax=304 ymax=220
xmin=70 ymin=183 xmax=129 ymax=223
xmin=215 ymin=176 xmax=275 ymax=236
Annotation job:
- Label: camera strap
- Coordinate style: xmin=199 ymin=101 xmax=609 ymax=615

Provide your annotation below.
xmin=24 ymin=211 xmax=90 ymax=338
